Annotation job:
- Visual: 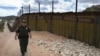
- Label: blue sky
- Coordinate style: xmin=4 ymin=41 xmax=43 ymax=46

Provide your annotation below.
xmin=0 ymin=0 xmax=100 ymax=16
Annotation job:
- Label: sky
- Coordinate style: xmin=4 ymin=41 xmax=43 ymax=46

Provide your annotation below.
xmin=0 ymin=0 xmax=100 ymax=16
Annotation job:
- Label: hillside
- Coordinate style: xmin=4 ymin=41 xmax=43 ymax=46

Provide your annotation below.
xmin=84 ymin=5 xmax=100 ymax=12
xmin=0 ymin=16 xmax=16 ymax=20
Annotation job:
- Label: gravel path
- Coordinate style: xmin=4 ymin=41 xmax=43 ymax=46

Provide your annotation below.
xmin=31 ymin=32 xmax=100 ymax=56
xmin=33 ymin=39 xmax=100 ymax=56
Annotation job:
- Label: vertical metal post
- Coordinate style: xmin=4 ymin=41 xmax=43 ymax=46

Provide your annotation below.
xmin=52 ymin=0 xmax=54 ymax=13
xmin=21 ymin=6 xmax=24 ymax=21
xmin=35 ymin=15 xmax=38 ymax=30
xmin=74 ymin=0 xmax=78 ymax=40
xmin=35 ymin=1 xmax=40 ymax=30
xmin=49 ymin=0 xmax=54 ymax=32
xmin=17 ymin=10 xmax=20 ymax=27
xmin=20 ymin=6 xmax=24 ymax=26
xmin=62 ymin=15 xmax=66 ymax=37
xmin=39 ymin=2 xmax=40 ymax=13
xmin=21 ymin=6 xmax=23 ymax=15
xmin=93 ymin=18 xmax=99 ymax=48
xmin=27 ymin=4 xmax=30 ymax=26
xmin=87 ymin=23 xmax=90 ymax=44
xmin=29 ymin=4 xmax=30 ymax=13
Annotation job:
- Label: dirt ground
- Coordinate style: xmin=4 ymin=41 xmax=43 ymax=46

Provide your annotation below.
xmin=0 ymin=22 xmax=66 ymax=56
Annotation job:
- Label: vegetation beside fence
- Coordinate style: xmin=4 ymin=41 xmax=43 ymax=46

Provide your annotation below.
xmin=0 ymin=20 xmax=4 ymax=32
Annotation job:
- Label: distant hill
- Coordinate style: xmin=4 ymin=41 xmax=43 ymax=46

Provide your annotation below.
xmin=0 ymin=16 xmax=17 ymax=20
xmin=84 ymin=5 xmax=100 ymax=12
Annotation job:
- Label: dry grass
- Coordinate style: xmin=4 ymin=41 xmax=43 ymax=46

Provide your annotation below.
xmin=0 ymin=22 xmax=4 ymax=32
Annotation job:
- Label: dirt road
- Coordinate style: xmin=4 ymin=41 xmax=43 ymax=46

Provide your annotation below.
xmin=0 ymin=22 xmax=59 ymax=56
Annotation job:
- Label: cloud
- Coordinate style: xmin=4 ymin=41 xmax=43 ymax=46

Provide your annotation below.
xmin=53 ymin=0 xmax=75 ymax=12
xmin=0 ymin=0 xmax=22 ymax=7
xmin=79 ymin=0 xmax=100 ymax=4
xmin=23 ymin=0 xmax=30 ymax=2
xmin=35 ymin=0 xmax=59 ymax=5
xmin=64 ymin=0 xmax=71 ymax=2
xmin=0 ymin=0 xmax=22 ymax=16
xmin=0 ymin=0 xmax=100 ymax=16
xmin=41 ymin=7 xmax=48 ymax=10
xmin=22 ymin=5 xmax=38 ymax=13
xmin=0 ymin=5 xmax=18 ymax=10
xmin=22 ymin=5 xmax=49 ymax=13
xmin=0 ymin=8 xmax=19 ymax=16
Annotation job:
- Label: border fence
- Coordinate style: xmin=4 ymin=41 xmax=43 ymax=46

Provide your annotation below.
xmin=7 ymin=19 xmax=18 ymax=32
xmin=11 ymin=0 xmax=100 ymax=48
xmin=15 ymin=12 xmax=100 ymax=48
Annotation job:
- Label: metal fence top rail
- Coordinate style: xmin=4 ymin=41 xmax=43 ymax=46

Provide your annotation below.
xmin=20 ymin=12 xmax=100 ymax=16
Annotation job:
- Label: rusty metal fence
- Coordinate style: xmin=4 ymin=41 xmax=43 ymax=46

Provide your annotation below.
xmin=15 ymin=13 xmax=100 ymax=48
xmin=7 ymin=0 xmax=100 ymax=48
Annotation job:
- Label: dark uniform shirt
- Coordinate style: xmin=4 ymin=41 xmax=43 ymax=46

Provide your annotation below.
xmin=16 ymin=26 xmax=31 ymax=39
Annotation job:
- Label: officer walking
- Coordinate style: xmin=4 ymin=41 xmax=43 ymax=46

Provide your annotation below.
xmin=15 ymin=20 xmax=32 ymax=56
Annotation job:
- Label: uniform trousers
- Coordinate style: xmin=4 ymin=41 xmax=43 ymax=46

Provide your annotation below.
xmin=19 ymin=38 xmax=28 ymax=55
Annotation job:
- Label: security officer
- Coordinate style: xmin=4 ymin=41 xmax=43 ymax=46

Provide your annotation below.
xmin=15 ymin=20 xmax=32 ymax=56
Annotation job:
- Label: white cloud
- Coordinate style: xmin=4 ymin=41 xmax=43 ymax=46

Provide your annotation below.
xmin=0 ymin=8 xmax=19 ymax=16
xmin=79 ymin=0 xmax=100 ymax=4
xmin=0 ymin=0 xmax=100 ymax=16
xmin=54 ymin=0 xmax=75 ymax=12
xmin=0 ymin=0 xmax=22 ymax=7
xmin=22 ymin=0 xmax=76 ymax=13
xmin=0 ymin=0 xmax=22 ymax=16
